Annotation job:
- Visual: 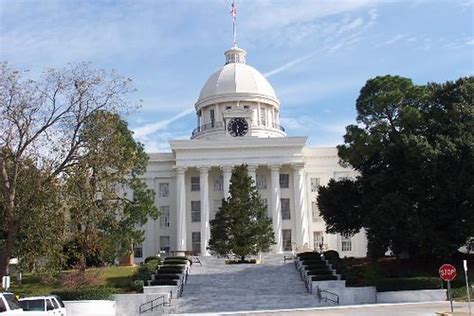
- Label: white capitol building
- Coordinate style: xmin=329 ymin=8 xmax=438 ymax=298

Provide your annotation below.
xmin=135 ymin=45 xmax=368 ymax=262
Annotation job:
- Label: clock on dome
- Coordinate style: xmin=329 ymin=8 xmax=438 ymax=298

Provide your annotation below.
xmin=227 ymin=117 xmax=249 ymax=137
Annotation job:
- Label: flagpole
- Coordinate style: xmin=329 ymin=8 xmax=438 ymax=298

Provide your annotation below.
xmin=231 ymin=0 xmax=237 ymax=47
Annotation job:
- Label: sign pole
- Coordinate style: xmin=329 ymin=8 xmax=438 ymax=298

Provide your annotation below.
xmin=464 ymin=260 xmax=472 ymax=316
xmin=447 ymin=280 xmax=453 ymax=312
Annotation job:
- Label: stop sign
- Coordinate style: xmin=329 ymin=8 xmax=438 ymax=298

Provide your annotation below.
xmin=439 ymin=264 xmax=457 ymax=281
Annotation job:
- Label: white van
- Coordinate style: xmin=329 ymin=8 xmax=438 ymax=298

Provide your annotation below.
xmin=18 ymin=296 xmax=66 ymax=316
xmin=0 ymin=292 xmax=25 ymax=315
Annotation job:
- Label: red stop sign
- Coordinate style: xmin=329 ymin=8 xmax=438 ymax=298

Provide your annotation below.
xmin=439 ymin=264 xmax=457 ymax=281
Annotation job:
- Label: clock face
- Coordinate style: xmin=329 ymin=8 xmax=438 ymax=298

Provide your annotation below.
xmin=227 ymin=117 xmax=249 ymax=137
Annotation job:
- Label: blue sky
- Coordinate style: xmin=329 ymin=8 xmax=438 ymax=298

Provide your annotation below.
xmin=1 ymin=0 xmax=473 ymax=152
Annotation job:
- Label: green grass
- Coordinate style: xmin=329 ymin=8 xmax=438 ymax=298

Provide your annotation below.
xmin=9 ymin=266 xmax=138 ymax=297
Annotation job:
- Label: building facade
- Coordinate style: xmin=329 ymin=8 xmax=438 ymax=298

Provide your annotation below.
xmin=135 ymin=46 xmax=368 ymax=262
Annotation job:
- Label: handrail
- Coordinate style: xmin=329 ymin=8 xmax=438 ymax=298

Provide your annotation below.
xmin=317 ymin=288 xmax=339 ymax=305
xmin=192 ymin=121 xmax=224 ymax=136
xmin=138 ymin=293 xmax=171 ymax=314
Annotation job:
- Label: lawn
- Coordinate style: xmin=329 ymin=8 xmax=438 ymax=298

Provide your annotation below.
xmin=9 ymin=266 xmax=138 ymax=297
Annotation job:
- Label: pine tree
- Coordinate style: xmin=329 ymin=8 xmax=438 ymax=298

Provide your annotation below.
xmin=208 ymin=164 xmax=275 ymax=261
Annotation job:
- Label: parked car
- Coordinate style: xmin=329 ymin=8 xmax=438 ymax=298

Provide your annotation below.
xmin=0 ymin=292 xmax=25 ymax=315
xmin=18 ymin=296 xmax=66 ymax=316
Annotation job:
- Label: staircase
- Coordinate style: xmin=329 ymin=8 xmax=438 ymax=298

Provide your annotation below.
xmin=165 ymin=254 xmax=324 ymax=314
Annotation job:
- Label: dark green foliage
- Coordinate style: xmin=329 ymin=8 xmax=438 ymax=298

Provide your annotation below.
xmin=129 ymin=280 xmax=144 ymax=292
xmin=165 ymin=256 xmax=192 ymax=265
xmin=306 ymin=269 xmax=333 ymax=276
xmin=157 ymin=266 xmax=185 ymax=274
xmin=136 ymin=260 xmax=161 ymax=281
xmin=297 ymin=252 xmax=321 ymax=258
xmin=144 ymin=256 xmax=162 ymax=264
xmin=324 ymin=251 xmax=340 ymax=262
xmin=163 ymin=259 xmax=189 ymax=265
xmin=318 ymin=75 xmax=474 ymax=259
xmin=154 ymin=274 xmax=181 ymax=280
xmin=375 ymin=277 xmax=443 ymax=292
xmin=149 ymin=279 xmax=179 ymax=286
xmin=208 ymin=164 xmax=275 ymax=260
xmin=51 ymin=287 xmax=118 ymax=300
xmin=311 ymin=275 xmax=338 ymax=281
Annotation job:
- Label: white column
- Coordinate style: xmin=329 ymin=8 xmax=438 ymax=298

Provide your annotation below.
xmin=247 ymin=165 xmax=257 ymax=185
xmin=293 ymin=163 xmax=309 ymax=248
xmin=270 ymin=164 xmax=283 ymax=253
xmin=222 ymin=165 xmax=233 ymax=199
xmin=175 ymin=167 xmax=187 ymax=252
xmin=199 ymin=166 xmax=210 ymax=256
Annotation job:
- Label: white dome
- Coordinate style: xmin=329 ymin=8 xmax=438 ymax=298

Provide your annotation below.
xmin=196 ymin=58 xmax=278 ymax=107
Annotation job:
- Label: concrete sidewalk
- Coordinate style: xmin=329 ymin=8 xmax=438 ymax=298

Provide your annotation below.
xmin=172 ymin=302 xmax=472 ymax=316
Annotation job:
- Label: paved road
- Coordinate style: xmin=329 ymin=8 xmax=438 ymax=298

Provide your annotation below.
xmin=177 ymin=302 xmax=471 ymax=316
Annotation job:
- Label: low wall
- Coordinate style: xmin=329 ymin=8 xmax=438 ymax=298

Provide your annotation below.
xmin=115 ymin=293 xmax=171 ymax=316
xmin=64 ymin=300 xmax=114 ymax=316
xmin=143 ymin=285 xmax=177 ymax=298
xmin=377 ymin=289 xmax=447 ymax=303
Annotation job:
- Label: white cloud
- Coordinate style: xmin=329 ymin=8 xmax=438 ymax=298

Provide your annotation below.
xmin=133 ymin=108 xmax=194 ymax=138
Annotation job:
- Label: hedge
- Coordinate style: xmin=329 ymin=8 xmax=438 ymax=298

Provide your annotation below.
xmin=165 ymin=256 xmax=192 ymax=265
xmin=323 ymin=250 xmax=340 ymax=262
xmin=157 ymin=266 xmax=186 ymax=274
xmin=144 ymin=256 xmax=163 ymax=264
xmin=306 ymin=270 xmax=334 ymax=276
xmin=163 ymin=259 xmax=189 ymax=265
xmin=311 ymin=275 xmax=338 ymax=281
xmin=375 ymin=277 xmax=443 ymax=292
xmin=297 ymin=252 xmax=320 ymax=258
xmin=225 ymin=259 xmax=258 ymax=264
xmin=149 ymin=279 xmax=179 ymax=286
xmin=51 ymin=287 xmax=118 ymax=300
xmin=129 ymin=280 xmax=144 ymax=293
xmin=154 ymin=274 xmax=181 ymax=280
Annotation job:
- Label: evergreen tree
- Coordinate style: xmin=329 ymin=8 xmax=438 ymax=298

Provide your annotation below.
xmin=208 ymin=165 xmax=275 ymax=261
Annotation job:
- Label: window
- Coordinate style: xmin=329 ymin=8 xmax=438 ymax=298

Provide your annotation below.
xmin=191 ymin=176 xmax=200 ymax=191
xmin=256 ymin=174 xmax=267 ymax=189
xmin=260 ymin=108 xmax=266 ymax=126
xmin=191 ymin=201 xmax=201 ymax=222
xmin=243 ymin=105 xmax=249 ymax=109
xmin=159 ymin=183 xmax=169 ymax=198
xmin=225 ymin=106 xmax=232 ymax=110
xmin=214 ymin=175 xmax=223 ymax=191
xmin=312 ymin=201 xmax=321 ymax=222
xmin=159 ymin=206 xmax=170 ymax=228
xmin=262 ymin=198 xmax=268 ymax=212
xmin=133 ymin=244 xmax=143 ymax=258
xmin=0 ymin=297 xmax=5 ymax=312
xmin=192 ymin=232 xmax=201 ymax=254
xmin=213 ymin=199 xmax=222 ymax=214
xmin=279 ymin=174 xmax=289 ymax=188
xmin=341 ymin=233 xmax=352 ymax=252
xmin=311 ymin=178 xmax=320 ymax=193
xmin=210 ymin=109 xmax=215 ymax=127
xmin=282 ymin=229 xmax=292 ymax=251
xmin=281 ymin=198 xmax=291 ymax=220
xmin=160 ymin=236 xmax=170 ymax=253
xmin=46 ymin=299 xmax=54 ymax=311
xmin=313 ymin=231 xmax=324 ymax=251
xmin=51 ymin=298 xmax=59 ymax=309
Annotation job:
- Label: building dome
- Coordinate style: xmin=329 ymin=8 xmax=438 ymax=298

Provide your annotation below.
xmin=195 ymin=47 xmax=279 ymax=108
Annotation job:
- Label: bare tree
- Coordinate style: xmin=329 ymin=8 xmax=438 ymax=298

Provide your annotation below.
xmin=0 ymin=62 xmax=136 ymax=276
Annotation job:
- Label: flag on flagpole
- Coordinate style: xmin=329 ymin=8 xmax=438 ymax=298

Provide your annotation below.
xmin=230 ymin=1 xmax=237 ymax=19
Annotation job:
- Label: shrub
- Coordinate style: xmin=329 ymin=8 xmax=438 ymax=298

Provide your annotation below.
xmin=154 ymin=274 xmax=181 ymax=280
xmin=311 ymin=275 xmax=338 ymax=281
xmin=225 ymin=259 xmax=258 ymax=264
xmin=51 ymin=286 xmax=118 ymax=300
xmin=163 ymin=259 xmax=189 ymax=265
xmin=297 ymin=252 xmax=320 ymax=258
xmin=149 ymin=279 xmax=178 ymax=286
xmin=306 ymin=270 xmax=334 ymax=276
xmin=375 ymin=277 xmax=442 ymax=292
xmin=165 ymin=256 xmax=192 ymax=265
xmin=129 ymin=280 xmax=144 ymax=293
xmin=363 ymin=266 xmax=386 ymax=285
xmin=157 ymin=266 xmax=185 ymax=274
xmin=144 ymin=256 xmax=162 ymax=264
xmin=136 ymin=259 xmax=161 ymax=282
xmin=323 ymin=250 xmax=340 ymax=262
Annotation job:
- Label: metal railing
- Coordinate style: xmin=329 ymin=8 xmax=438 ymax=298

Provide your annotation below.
xmin=191 ymin=121 xmax=224 ymax=136
xmin=317 ymin=288 xmax=339 ymax=305
xmin=138 ymin=293 xmax=171 ymax=314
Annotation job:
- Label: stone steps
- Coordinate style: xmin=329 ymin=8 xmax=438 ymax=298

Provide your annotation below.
xmin=167 ymin=254 xmax=323 ymax=313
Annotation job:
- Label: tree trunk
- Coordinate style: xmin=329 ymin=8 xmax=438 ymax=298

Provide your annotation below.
xmin=0 ymin=229 xmax=17 ymax=277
